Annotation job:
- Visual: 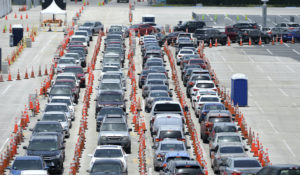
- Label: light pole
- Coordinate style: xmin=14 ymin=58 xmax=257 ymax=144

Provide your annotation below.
xmin=261 ymin=0 xmax=268 ymax=29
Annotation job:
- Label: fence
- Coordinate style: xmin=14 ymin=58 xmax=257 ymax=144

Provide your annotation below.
xmin=0 ymin=0 xmax=12 ymax=18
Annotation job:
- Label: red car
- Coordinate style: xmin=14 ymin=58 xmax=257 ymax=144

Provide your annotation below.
xmin=63 ymin=66 xmax=86 ymax=88
xmin=129 ymin=24 xmax=156 ymax=36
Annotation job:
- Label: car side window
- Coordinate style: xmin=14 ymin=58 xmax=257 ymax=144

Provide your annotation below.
xmin=257 ymin=167 xmax=271 ymax=175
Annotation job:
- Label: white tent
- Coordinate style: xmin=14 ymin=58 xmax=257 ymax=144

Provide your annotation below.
xmin=40 ymin=0 xmax=67 ymax=29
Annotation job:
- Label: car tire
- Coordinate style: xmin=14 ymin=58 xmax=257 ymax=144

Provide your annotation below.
xmin=264 ymin=38 xmax=270 ymax=44
xmin=154 ymin=166 xmax=160 ymax=171
xmin=126 ymin=146 xmax=131 ymax=154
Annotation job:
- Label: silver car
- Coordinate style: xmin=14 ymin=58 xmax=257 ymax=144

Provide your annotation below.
xmin=211 ymin=142 xmax=248 ymax=174
xmin=219 ymin=157 xmax=262 ymax=175
xmin=41 ymin=111 xmax=71 ymax=138
xmin=101 ymin=72 xmax=125 ymax=87
xmin=56 ymin=57 xmax=79 ymax=73
xmin=97 ymin=79 xmax=125 ymax=97
xmin=154 ymin=125 xmax=187 ymax=148
xmin=79 ymin=21 xmax=104 ymax=35
xmin=44 ymin=103 xmax=75 ymax=121
xmin=151 ymin=114 xmax=183 ymax=136
xmin=146 ymin=73 xmax=169 ymax=87
xmin=152 ymin=139 xmax=190 ymax=172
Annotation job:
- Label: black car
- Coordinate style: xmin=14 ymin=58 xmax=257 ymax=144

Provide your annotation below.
xmin=174 ymin=20 xmax=206 ymax=33
xmin=237 ymin=29 xmax=271 ymax=44
xmin=96 ymin=107 xmax=125 ymax=132
xmin=257 ymin=164 xmax=300 ymax=175
xmin=232 ymin=22 xmax=259 ymax=30
xmin=88 ymin=159 xmax=125 ymax=175
xmin=194 ymin=28 xmax=227 ymax=45
xmin=24 ymin=135 xmax=65 ymax=173
xmin=31 ymin=121 xmax=65 ymax=138
xmin=161 ymin=160 xmax=205 ymax=175
xmin=95 ymin=91 xmax=126 ymax=115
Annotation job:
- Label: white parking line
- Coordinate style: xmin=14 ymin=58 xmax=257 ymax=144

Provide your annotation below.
xmin=241 ymin=49 xmax=255 ymax=63
xmin=286 ymin=65 xmax=296 ymax=73
xmin=227 ymin=65 xmax=234 ymax=72
xmin=267 ymin=76 xmax=273 ymax=81
xmin=220 ymin=55 xmax=226 ymax=62
xmin=254 ymin=101 xmax=264 ymax=113
xmin=279 ymin=88 xmax=289 ymax=97
xmin=1 ymin=84 xmax=12 ymax=95
xmin=284 ymin=43 xmax=290 ymax=48
xmin=0 ymin=138 xmax=9 ymax=153
xmin=266 ymin=49 xmax=273 ymax=55
xmin=267 ymin=120 xmax=279 ymax=134
xmin=275 ymin=56 xmax=282 ymax=62
xmin=283 ymin=140 xmax=296 ymax=157
xmin=292 ymin=49 xmax=300 ymax=55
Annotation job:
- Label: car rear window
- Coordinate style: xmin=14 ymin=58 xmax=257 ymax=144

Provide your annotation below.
xmin=148 ymin=74 xmax=166 ymax=79
xmin=200 ymin=97 xmax=219 ymax=102
xmin=279 ymin=169 xmax=300 ymax=175
xmin=234 ymin=160 xmax=261 ymax=168
xmin=154 ymin=104 xmax=181 ymax=112
xmin=196 ymin=83 xmax=214 ymax=88
xmin=12 ymin=160 xmax=43 ymax=170
xmin=214 ymin=126 xmax=237 ymax=133
xmin=167 ymin=157 xmax=190 ymax=162
xmin=190 ymin=59 xmax=204 ymax=64
xmin=99 ymin=94 xmax=122 ymax=102
xmin=220 ymin=146 xmax=244 ymax=154
xmin=218 ymin=136 xmax=241 ymax=143
xmin=160 ymin=143 xmax=184 ymax=151
xmin=45 ymin=105 xmax=68 ymax=112
xmin=99 ymin=108 xmax=123 ymax=115
xmin=150 ymin=92 xmax=169 ymax=97
xmin=205 ymin=105 xmax=224 ymax=110
xmin=94 ymin=149 xmax=122 ymax=158
xmin=209 ymin=117 xmax=231 ymax=123
xmin=34 ymin=124 xmax=62 ymax=132
xmin=159 ymin=131 xmax=182 ymax=139
xmin=175 ymin=166 xmax=203 ymax=174
xmin=101 ymin=123 xmax=127 ymax=131
xmin=43 ymin=114 xmax=66 ymax=122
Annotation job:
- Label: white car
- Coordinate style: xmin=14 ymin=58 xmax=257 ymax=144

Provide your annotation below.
xmin=190 ymin=80 xmax=217 ymax=97
xmin=191 ymin=89 xmax=218 ymax=105
xmin=56 ymin=57 xmax=79 ymax=73
xmin=70 ymin=35 xmax=89 ymax=47
xmin=21 ymin=170 xmax=49 ymax=175
xmin=176 ymin=49 xmax=196 ymax=65
xmin=88 ymin=145 xmax=128 ymax=172
xmin=41 ymin=111 xmax=71 ymax=138
xmin=139 ymin=35 xmax=156 ymax=44
xmin=74 ymin=30 xmax=90 ymax=42
xmin=194 ymin=95 xmax=221 ymax=115
xmin=50 ymin=96 xmax=75 ymax=116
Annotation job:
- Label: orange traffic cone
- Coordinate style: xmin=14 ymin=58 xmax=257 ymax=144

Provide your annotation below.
xmin=276 ymin=35 xmax=278 ymax=43
xmin=145 ymin=29 xmax=148 ymax=35
xmin=227 ymin=36 xmax=231 ymax=46
xmin=7 ymin=70 xmax=12 ymax=81
xmin=248 ymin=37 xmax=252 ymax=46
xmin=169 ymin=27 xmax=171 ymax=33
xmin=38 ymin=65 xmax=42 ymax=77
xmin=26 ymin=13 xmax=28 ymax=19
xmin=137 ymin=30 xmax=141 ymax=38
xmin=291 ymin=36 xmax=295 ymax=44
xmin=26 ymin=25 xmax=29 ymax=32
xmin=29 ymin=99 xmax=34 ymax=110
xmin=209 ymin=39 xmax=212 ymax=48
xmin=239 ymin=38 xmax=243 ymax=46
xmin=16 ymin=69 xmax=21 ymax=80
xmin=9 ymin=24 xmax=12 ymax=33
xmin=0 ymin=72 xmax=4 ymax=82
xmin=280 ymin=35 xmax=283 ymax=45
xmin=259 ymin=37 xmax=262 ymax=46
xmin=13 ymin=120 xmax=18 ymax=133
xmin=5 ymin=16 xmax=7 ymax=20
xmin=214 ymin=38 xmax=218 ymax=47
xmin=20 ymin=14 xmax=23 ymax=20
xmin=44 ymin=65 xmax=48 ymax=76
xmin=24 ymin=68 xmax=29 ymax=79
xmin=272 ymin=36 xmax=275 ymax=45
xmin=14 ymin=13 xmax=17 ymax=18
xmin=30 ymin=67 xmax=35 ymax=78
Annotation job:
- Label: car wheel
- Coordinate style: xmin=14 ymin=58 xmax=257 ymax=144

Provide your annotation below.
xmin=126 ymin=146 xmax=131 ymax=154
xmin=264 ymin=38 xmax=270 ymax=44
xmin=154 ymin=166 xmax=160 ymax=171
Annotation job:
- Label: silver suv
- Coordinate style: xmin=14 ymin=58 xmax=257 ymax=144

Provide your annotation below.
xmin=97 ymin=117 xmax=132 ymax=153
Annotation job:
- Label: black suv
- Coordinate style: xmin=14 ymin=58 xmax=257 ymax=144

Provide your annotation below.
xmin=31 ymin=121 xmax=65 ymax=139
xmin=162 ymin=160 xmax=205 ymax=175
xmin=174 ymin=21 xmax=206 ymax=33
xmin=194 ymin=28 xmax=227 ymax=45
xmin=237 ymin=29 xmax=271 ymax=44
xmin=232 ymin=22 xmax=259 ymax=30
xmin=257 ymin=164 xmax=300 ymax=175
xmin=24 ymin=135 xmax=65 ymax=173
xmin=95 ymin=91 xmax=126 ymax=115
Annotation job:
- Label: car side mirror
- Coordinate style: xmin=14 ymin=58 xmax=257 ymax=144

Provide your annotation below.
xmin=88 ymin=154 xmax=93 ymax=157
xmin=185 ymin=132 xmax=189 ymax=135
xmin=186 ymin=146 xmax=191 ymax=149
xmin=152 ymin=146 xmax=157 ymax=149
xmin=128 ymin=128 xmax=132 ymax=132
xmin=37 ymin=119 xmax=40 ymax=121
xmin=29 ymin=128 xmax=33 ymax=131
xmin=23 ymin=146 xmax=27 ymax=149
xmin=184 ymin=106 xmax=189 ymax=112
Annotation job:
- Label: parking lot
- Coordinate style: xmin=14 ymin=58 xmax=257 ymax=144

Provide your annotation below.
xmin=1 ymin=0 xmax=300 ymax=175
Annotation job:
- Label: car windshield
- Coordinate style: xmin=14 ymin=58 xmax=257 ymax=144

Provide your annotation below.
xmin=179 ymin=43 xmax=194 ymax=48
xmin=160 ymin=143 xmax=184 ymax=151
xmin=147 ymin=80 xmax=164 ymax=85
xmin=51 ymin=99 xmax=71 ymax=106
xmin=192 ymin=76 xmax=210 ymax=81
xmin=149 ymin=66 xmax=166 ymax=72
xmin=148 ymin=74 xmax=166 ymax=79
xmin=45 ymin=105 xmax=68 ymax=112
xmin=181 ymin=50 xmax=194 ymax=54
xmin=218 ymin=136 xmax=241 ymax=143
xmin=34 ymin=124 xmax=62 ymax=132
xmin=103 ymin=67 xmax=119 ymax=72
xmin=103 ymin=74 xmax=120 ymax=80
xmin=75 ymin=32 xmax=87 ymax=36
xmin=175 ymin=166 xmax=203 ymax=174
xmin=101 ymin=123 xmax=127 ymax=131
xmin=154 ymin=97 xmax=173 ymax=102
xmin=159 ymin=131 xmax=182 ymax=139
xmin=234 ymin=160 xmax=261 ymax=168
xmin=54 ymin=81 xmax=75 ymax=88
xmin=205 ymin=105 xmax=224 ymax=110
xmin=59 ymin=59 xmax=75 ymax=64
xmin=150 ymin=92 xmax=169 ymax=97
xmin=154 ymin=104 xmax=181 ymax=112
xmin=94 ymin=149 xmax=123 ymax=158
xmin=83 ymin=22 xmax=93 ymax=27
xmin=167 ymin=157 xmax=190 ymax=162
xmin=146 ymin=62 xmax=163 ymax=67
xmin=28 ymin=139 xmax=58 ymax=151
xmin=99 ymin=94 xmax=122 ymax=102
xmin=99 ymin=108 xmax=123 ymax=115
xmin=220 ymin=146 xmax=244 ymax=154
xmin=72 ymin=38 xmax=85 ymax=42
xmin=64 ymin=67 xmax=83 ymax=74
xmin=279 ymin=169 xmax=300 ymax=175
xmin=209 ymin=117 xmax=231 ymax=123
xmin=56 ymin=76 xmax=76 ymax=81
xmin=190 ymin=59 xmax=204 ymax=64
xmin=43 ymin=114 xmax=66 ymax=122
xmin=200 ymin=97 xmax=219 ymax=102
xmin=196 ymin=83 xmax=214 ymax=88
xmin=151 ymin=86 xmax=168 ymax=91
xmin=100 ymin=83 xmax=121 ymax=90
xmin=12 ymin=160 xmax=43 ymax=170
xmin=214 ymin=126 xmax=237 ymax=133
xmin=69 ymin=42 xmax=83 ymax=46
xmin=91 ymin=162 xmax=122 ymax=173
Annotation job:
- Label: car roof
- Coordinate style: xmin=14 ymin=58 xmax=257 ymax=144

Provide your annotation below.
xmin=215 ymin=132 xmax=241 ymax=137
xmin=203 ymin=102 xmax=224 ymax=106
xmin=15 ymin=156 xmax=42 ymax=160
xmin=51 ymin=96 xmax=72 ymax=100
xmin=47 ymin=103 xmax=68 ymax=106
xmin=195 ymin=80 xmax=215 ymax=84
xmin=207 ymin=110 xmax=231 ymax=116
xmin=155 ymin=114 xmax=182 ymax=118
xmin=229 ymin=157 xmax=260 ymax=161
xmin=36 ymin=121 xmax=61 ymax=125
xmin=213 ymin=122 xmax=237 ymax=127
xmin=100 ymin=79 xmax=121 ymax=83
xmin=200 ymin=95 xmax=219 ymax=98
xmin=31 ymin=135 xmax=58 ymax=140
xmin=57 ymin=72 xmax=76 ymax=76
xmin=218 ymin=142 xmax=244 ymax=147
xmin=165 ymin=152 xmax=190 ymax=157
xmin=153 ymin=101 xmax=181 ymax=105
xmin=172 ymin=160 xmax=200 ymax=166
xmin=160 ymin=139 xmax=186 ymax=144
xmin=43 ymin=111 xmax=66 ymax=115
xmin=159 ymin=125 xmax=182 ymax=131
xmin=93 ymin=159 xmax=122 ymax=164
xmin=96 ymin=145 xmax=123 ymax=149
xmin=71 ymin=35 xmax=86 ymax=38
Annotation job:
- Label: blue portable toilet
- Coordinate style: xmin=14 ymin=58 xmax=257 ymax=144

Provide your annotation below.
xmin=231 ymin=73 xmax=248 ymax=107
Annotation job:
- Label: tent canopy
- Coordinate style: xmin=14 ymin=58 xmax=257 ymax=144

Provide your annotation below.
xmin=41 ymin=0 xmax=66 ymax=15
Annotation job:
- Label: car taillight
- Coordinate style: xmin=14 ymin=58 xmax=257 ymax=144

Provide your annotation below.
xmin=288 ymin=34 xmax=292 ymax=36
xmin=178 ymin=138 xmax=185 ymax=142
xmin=197 ymin=96 xmax=200 ymax=100
xmin=163 ymin=164 xmax=167 ymax=168
xmin=178 ymin=55 xmax=182 ymax=57
xmin=199 ymin=103 xmax=203 ymax=106
xmin=212 ymin=88 xmax=217 ymax=91
xmin=189 ymin=82 xmax=194 ymax=86
xmin=193 ymin=89 xmax=198 ymax=91
xmin=232 ymin=171 xmax=242 ymax=175
xmin=155 ymin=138 xmax=162 ymax=142
xmin=268 ymin=31 xmax=272 ymax=34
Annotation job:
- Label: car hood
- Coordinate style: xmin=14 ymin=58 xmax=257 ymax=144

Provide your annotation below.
xmin=27 ymin=150 xmax=60 ymax=157
xmin=99 ymin=131 xmax=129 ymax=137
xmin=98 ymin=101 xmax=123 ymax=105
xmin=231 ymin=167 xmax=262 ymax=174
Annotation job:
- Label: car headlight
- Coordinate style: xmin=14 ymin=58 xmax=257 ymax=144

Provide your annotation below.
xmin=101 ymin=136 xmax=108 ymax=141
xmin=121 ymin=136 xmax=129 ymax=141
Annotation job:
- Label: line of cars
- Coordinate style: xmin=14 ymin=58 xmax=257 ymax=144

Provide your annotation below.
xmin=6 ymin=23 xmax=93 ymax=175
xmin=173 ymin=25 xmax=300 ymax=174
xmin=164 ymin=20 xmax=300 ymax=46
xmin=88 ymin=25 xmax=131 ymax=175
xmin=137 ymin=34 xmax=205 ymax=174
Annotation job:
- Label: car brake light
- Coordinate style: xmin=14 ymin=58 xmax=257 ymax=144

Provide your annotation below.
xmin=193 ymin=89 xmax=198 ymax=91
xmin=178 ymin=138 xmax=185 ymax=142
xmin=197 ymin=96 xmax=200 ymax=100
xmin=189 ymin=82 xmax=194 ymax=86
xmin=212 ymin=88 xmax=217 ymax=91
xmin=163 ymin=164 xmax=167 ymax=168
xmin=155 ymin=138 xmax=162 ymax=142
xmin=268 ymin=31 xmax=272 ymax=34
xmin=178 ymin=55 xmax=182 ymax=57
xmin=232 ymin=171 xmax=242 ymax=175
xmin=199 ymin=104 xmax=203 ymax=106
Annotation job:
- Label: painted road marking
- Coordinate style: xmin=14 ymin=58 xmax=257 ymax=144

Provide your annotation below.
xmin=227 ymin=65 xmax=234 ymax=72
xmin=292 ymin=49 xmax=300 ymax=55
xmin=256 ymin=65 xmax=264 ymax=73
xmin=33 ymin=34 xmax=56 ymax=62
xmin=1 ymin=84 xmax=12 ymax=95
xmin=267 ymin=120 xmax=279 ymax=134
xmin=279 ymin=88 xmax=289 ymax=97
xmin=254 ymin=101 xmax=264 ymax=113
xmin=220 ymin=54 xmax=226 ymax=62
xmin=284 ymin=43 xmax=290 ymax=48
xmin=0 ymin=138 xmax=9 ymax=153
xmin=267 ymin=76 xmax=273 ymax=81
xmin=275 ymin=56 xmax=282 ymax=62
xmin=286 ymin=65 xmax=296 ymax=73
xmin=241 ymin=49 xmax=255 ymax=63
xmin=266 ymin=49 xmax=273 ymax=55
xmin=283 ymin=140 xmax=296 ymax=157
